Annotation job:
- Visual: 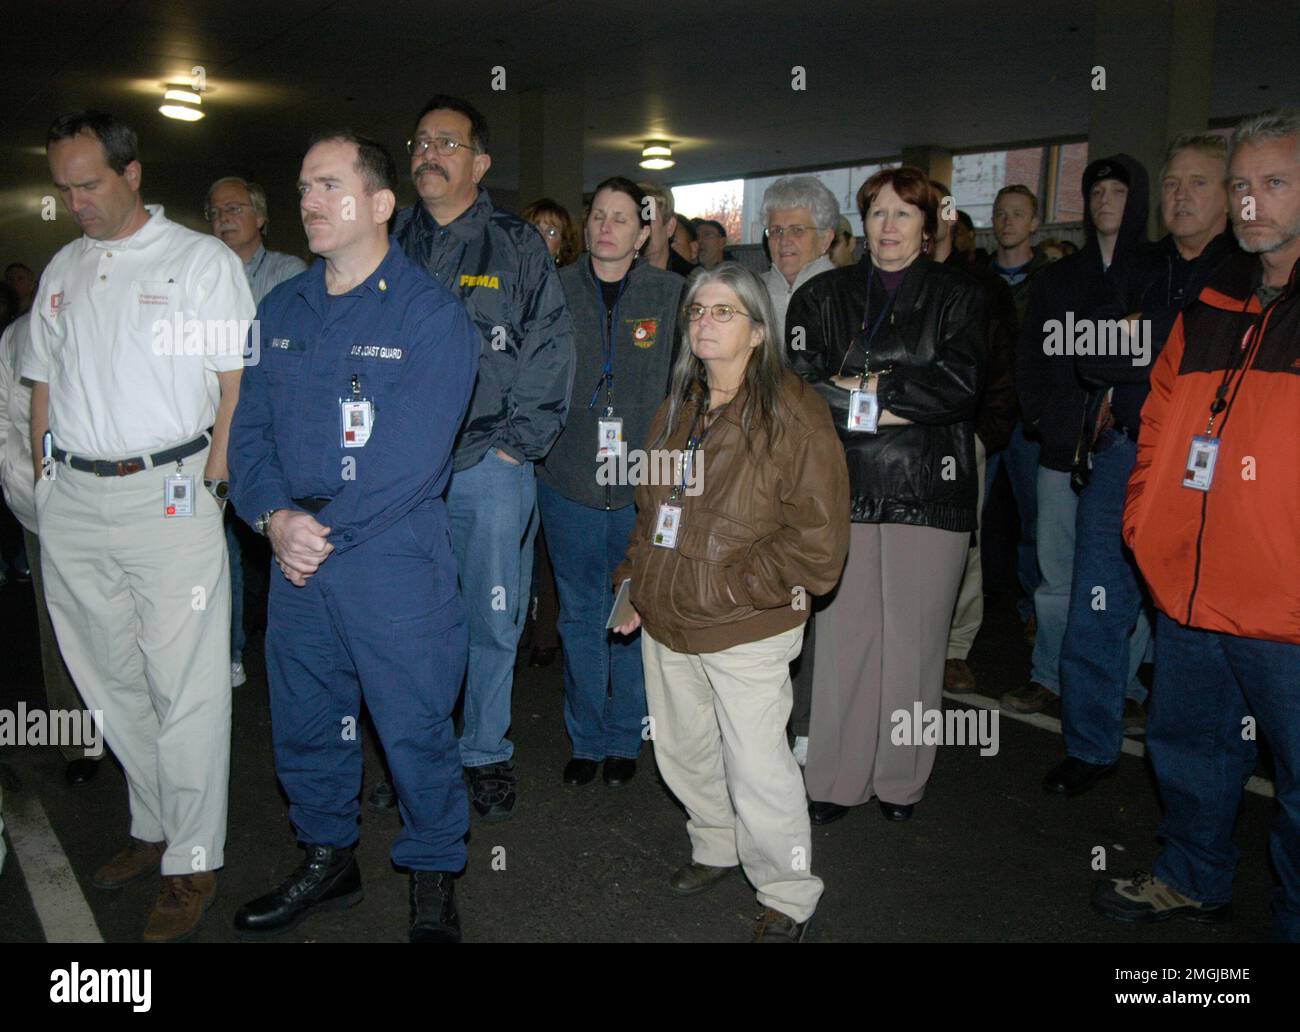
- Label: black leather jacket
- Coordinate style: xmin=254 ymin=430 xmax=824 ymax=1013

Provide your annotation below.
xmin=785 ymin=255 xmax=986 ymax=532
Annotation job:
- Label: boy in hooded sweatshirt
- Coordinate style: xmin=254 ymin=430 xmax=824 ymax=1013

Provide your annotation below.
xmin=1006 ymin=155 xmax=1154 ymax=732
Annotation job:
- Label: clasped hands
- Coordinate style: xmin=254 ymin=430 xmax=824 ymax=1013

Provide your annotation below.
xmin=268 ymin=510 xmax=334 ymax=587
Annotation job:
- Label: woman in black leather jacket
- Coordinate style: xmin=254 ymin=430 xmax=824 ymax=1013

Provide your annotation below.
xmin=785 ymin=165 xmax=986 ymax=823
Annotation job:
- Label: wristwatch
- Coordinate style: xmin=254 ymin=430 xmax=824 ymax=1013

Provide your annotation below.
xmin=254 ymin=509 xmax=280 ymax=536
xmin=204 ymin=478 xmax=230 ymax=502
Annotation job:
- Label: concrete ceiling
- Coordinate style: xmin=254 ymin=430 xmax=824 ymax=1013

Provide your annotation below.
xmin=3 ymin=0 xmax=1297 ymax=269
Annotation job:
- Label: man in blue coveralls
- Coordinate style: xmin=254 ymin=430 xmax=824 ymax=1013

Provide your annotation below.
xmin=227 ymin=130 xmax=479 ymax=942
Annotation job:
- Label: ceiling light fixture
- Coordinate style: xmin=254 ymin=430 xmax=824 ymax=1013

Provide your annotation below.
xmin=160 ymin=88 xmax=204 ymax=121
xmin=639 ymin=141 xmax=674 ymax=170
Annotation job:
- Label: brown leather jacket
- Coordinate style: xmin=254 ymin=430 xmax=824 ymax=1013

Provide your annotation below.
xmin=614 ymin=370 xmax=849 ymax=654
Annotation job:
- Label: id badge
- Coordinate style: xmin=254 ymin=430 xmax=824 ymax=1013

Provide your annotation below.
xmin=597 ymin=417 xmax=624 ymax=458
xmin=340 ymin=397 xmax=374 ymax=448
xmin=653 ymin=503 xmax=682 ymax=549
xmin=847 ymin=388 xmax=879 ymax=433
xmin=1182 ymin=435 xmax=1219 ymax=491
xmin=164 ymin=474 xmax=195 ymax=517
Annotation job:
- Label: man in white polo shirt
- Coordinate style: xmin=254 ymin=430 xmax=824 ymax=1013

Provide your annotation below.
xmin=24 ymin=110 xmax=254 ymax=942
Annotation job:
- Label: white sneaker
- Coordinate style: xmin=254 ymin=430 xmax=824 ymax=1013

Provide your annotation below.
xmin=792 ymin=735 xmax=808 ymax=767
xmin=231 ymin=661 xmax=247 ymax=688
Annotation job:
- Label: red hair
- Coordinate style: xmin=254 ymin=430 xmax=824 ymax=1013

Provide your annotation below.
xmin=856 ymin=166 xmax=939 ymax=240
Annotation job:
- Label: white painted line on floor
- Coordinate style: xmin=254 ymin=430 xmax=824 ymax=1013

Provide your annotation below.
xmin=4 ymin=787 xmax=104 ymax=942
xmin=943 ymin=690 xmax=1275 ymax=799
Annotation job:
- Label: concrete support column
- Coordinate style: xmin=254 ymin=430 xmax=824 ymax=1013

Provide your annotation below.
xmin=900 ymin=145 xmax=953 ymax=188
xmin=517 ymin=87 xmax=585 ymax=219
xmin=1088 ymin=0 xmax=1216 ymax=236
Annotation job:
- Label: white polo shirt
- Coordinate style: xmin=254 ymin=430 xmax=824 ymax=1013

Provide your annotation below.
xmin=23 ymin=205 xmax=255 ymax=458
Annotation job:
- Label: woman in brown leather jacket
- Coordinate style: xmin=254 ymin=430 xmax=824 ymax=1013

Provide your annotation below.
xmin=612 ymin=262 xmax=849 ymax=942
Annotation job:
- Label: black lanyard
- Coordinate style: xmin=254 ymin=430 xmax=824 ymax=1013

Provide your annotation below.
xmin=838 ymin=264 xmax=895 ymax=379
xmin=587 ymin=260 xmax=630 ymax=414
xmin=1204 ymin=293 xmax=1268 ymax=437
xmin=670 ymin=400 xmax=714 ymax=502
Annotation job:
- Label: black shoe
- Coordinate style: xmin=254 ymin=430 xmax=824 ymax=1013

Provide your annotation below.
xmin=879 ymin=801 xmax=914 ymax=821
xmin=65 ymin=758 xmax=100 ymax=787
xmin=1043 ymin=757 xmax=1117 ymax=797
xmin=808 ymin=800 xmax=848 ymax=825
xmin=563 ymin=758 xmax=598 ymax=786
xmin=366 ymin=780 xmax=397 ymax=812
xmin=409 ymin=870 xmax=461 ymax=942
xmin=669 ymin=861 xmax=737 ymax=896
xmin=466 ymin=762 xmax=517 ymax=821
xmin=603 ymin=757 xmax=637 ymax=787
xmin=234 ymin=844 xmax=362 ymax=940
xmin=528 ymin=646 xmax=559 ymax=668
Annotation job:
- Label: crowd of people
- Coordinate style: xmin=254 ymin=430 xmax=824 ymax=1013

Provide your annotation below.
xmin=0 ymin=95 xmax=1296 ymax=944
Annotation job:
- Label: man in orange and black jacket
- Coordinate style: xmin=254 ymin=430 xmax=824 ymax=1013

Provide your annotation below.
xmin=1092 ymin=109 xmax=1300 ymax=942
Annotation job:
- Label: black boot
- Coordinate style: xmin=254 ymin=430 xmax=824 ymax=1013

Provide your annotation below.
xmin=409 ymin=871 xmax=461 ymax=942
xmin=234 ymin=844 xmax=362 ymax=940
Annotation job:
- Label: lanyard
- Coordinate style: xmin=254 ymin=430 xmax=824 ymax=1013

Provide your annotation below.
xmin=670 ymin=401 xmax=713 ymax=502
xmin=1204 ymin=294 xmax=1266 ymax=436
xmin=587 ymin=259 xmax=630 ymax=414
xmin=837 ymin=264 xmax=895 ymax=380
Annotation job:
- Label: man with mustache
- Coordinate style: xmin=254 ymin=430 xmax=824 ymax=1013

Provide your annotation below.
xmin=227 ymin=130 xmax=479 ymax=941
xmin=1096 ymin=108 xmax=1300 ymax=942
xmin=206 ymin=176 xmax=306 ymax=691
xmin=369 ymin=95 xmax=574 ymax=822
xmin=23 ymin=109 xmax=253 ymax=941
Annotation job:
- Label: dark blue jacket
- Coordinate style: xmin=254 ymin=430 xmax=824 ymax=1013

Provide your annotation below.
xmin=228 ymin=241 xmax=479 ymax=553
xmin=394 ymin=189 xmax=576 ymax=471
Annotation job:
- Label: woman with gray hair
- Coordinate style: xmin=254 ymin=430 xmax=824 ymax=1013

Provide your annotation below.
xmin=612 ymin=262 xmax=849 ymax=941
xmin=760 ymin=175 xmax=839 ymax=338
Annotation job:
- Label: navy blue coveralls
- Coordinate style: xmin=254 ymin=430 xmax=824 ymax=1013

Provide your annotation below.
xmin=229 ymin=242 xmax=479 ymax=871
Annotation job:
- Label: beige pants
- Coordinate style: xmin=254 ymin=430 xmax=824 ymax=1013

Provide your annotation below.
xmin=642 ymin=624 xmax=823 ymax=923
xmin=805 ymin=522 xmax=968 ymax=807
xmin=35 ymin=447 xmax=231 ymax=875
xmin=947 ymin=436 xmax=987 ymax=660
xmin=25 ymin=529 xmax=90 ymax=761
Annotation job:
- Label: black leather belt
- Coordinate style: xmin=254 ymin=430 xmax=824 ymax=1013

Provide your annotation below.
xmin=293 ymin=496 xmax=334 ymax=514
xmin=53 ymin=432 xmax=211 ymax=477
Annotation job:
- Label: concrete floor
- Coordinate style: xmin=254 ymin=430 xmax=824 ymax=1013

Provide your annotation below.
xmin=0 ymin=560 xmax=1282 ymax=944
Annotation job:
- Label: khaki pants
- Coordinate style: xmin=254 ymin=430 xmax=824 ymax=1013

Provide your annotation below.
xmin=25 ymin=529 xmax=90 ymax=761
xmin=35 ymin=447 xmax=231 ymax=875
xmin=642 ymin=624 xmax=823 ymax=923
xmin=947 ymin=436 xmax=987 ymax=660
xmin=805 ymin=522 xmax=967 ymax=807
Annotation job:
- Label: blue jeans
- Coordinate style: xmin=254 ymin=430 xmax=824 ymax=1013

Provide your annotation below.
xmin=986 ymin=422 xmax=1040 ymax=622
xmin=225 ymin=517 xmax=245 ymax=663
xmin=1032 ymin=464 xmax=1147 ymax=696
xmin=447 ymin=450 xmax=538 ymax=768
xmin=536 ymin=482 xmax=646 ymax=761
xmin=1060 ymin=431 xmax=1153 ymax=763
xmin=1149 ymin=612 xmax=1300 ymax=942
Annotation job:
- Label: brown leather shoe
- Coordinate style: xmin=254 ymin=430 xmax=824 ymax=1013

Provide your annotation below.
xmin=93 ymin=838 xmax=166 ymax=890
xmin=943 ymin=658 xmax=977 ymax=693
xmin=752 ymin=907 xmax=809 ymax=942
xmin=1001 ymin=680 xmax=1060 ymax=716
xmin=142 ymin=872 xmax=217 ymax=943
xmin=669 ymin=861 xmax=737 ymax=897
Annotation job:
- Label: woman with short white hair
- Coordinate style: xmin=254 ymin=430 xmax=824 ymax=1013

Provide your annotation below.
xmin=760 ymin=175 xmax=839 ymax=338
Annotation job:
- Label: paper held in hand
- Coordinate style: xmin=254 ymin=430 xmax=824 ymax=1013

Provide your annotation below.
xmin=606 ymin=578 xmax=635 ymax=630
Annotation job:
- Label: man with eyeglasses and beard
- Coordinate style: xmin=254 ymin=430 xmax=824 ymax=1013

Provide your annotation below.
xmin=367 ymin=95 xmax=574 ymax=823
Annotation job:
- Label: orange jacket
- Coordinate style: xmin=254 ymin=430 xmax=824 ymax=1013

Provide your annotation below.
xmin=1124 ymin=251 xmax=1300 ymax=645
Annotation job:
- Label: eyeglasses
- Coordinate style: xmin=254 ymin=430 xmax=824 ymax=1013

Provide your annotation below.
xmin=534 ymin=225 xmax=561 ymax=239
xmin=686 ymin=303 xmax=752 ymax=322
xmin=764 ymin=224 xmax=818 ymax=240
xmin=406 ymin=135 xmax=477 ymax=158
xmin=205 ymin=202 xmax=251 ymax=221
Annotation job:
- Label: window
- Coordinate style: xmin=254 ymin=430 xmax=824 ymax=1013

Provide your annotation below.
xmin=951 ymin=147 xmax=1047 ymax=227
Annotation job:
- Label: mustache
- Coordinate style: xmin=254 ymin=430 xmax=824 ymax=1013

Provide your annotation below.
xmin=302 ymin=214 xmax=329 ymax=225
xmin=415 ymin=162 xmax=449 ymax=180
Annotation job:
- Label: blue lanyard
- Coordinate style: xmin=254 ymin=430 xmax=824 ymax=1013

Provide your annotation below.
xmin=858 ymin=264 xmax=895 ymax=366
xmin=587 ymin=258 xmax=630 ymax=413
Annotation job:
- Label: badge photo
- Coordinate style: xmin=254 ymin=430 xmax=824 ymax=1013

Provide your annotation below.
xmin=847 ymin=388 xmax=880 ymax=433
xmin=164 ymin=474 xmax=195 ymax=518
xmin=597 ymin=416 xmax=624 ymax=458
xmin=653 ymin=503 xmax=682 ymax=549
xmin=1182 ymin=435 xmax=1219 ymax=492
xmin=340 ymin=397 xmax=374 ymax=448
